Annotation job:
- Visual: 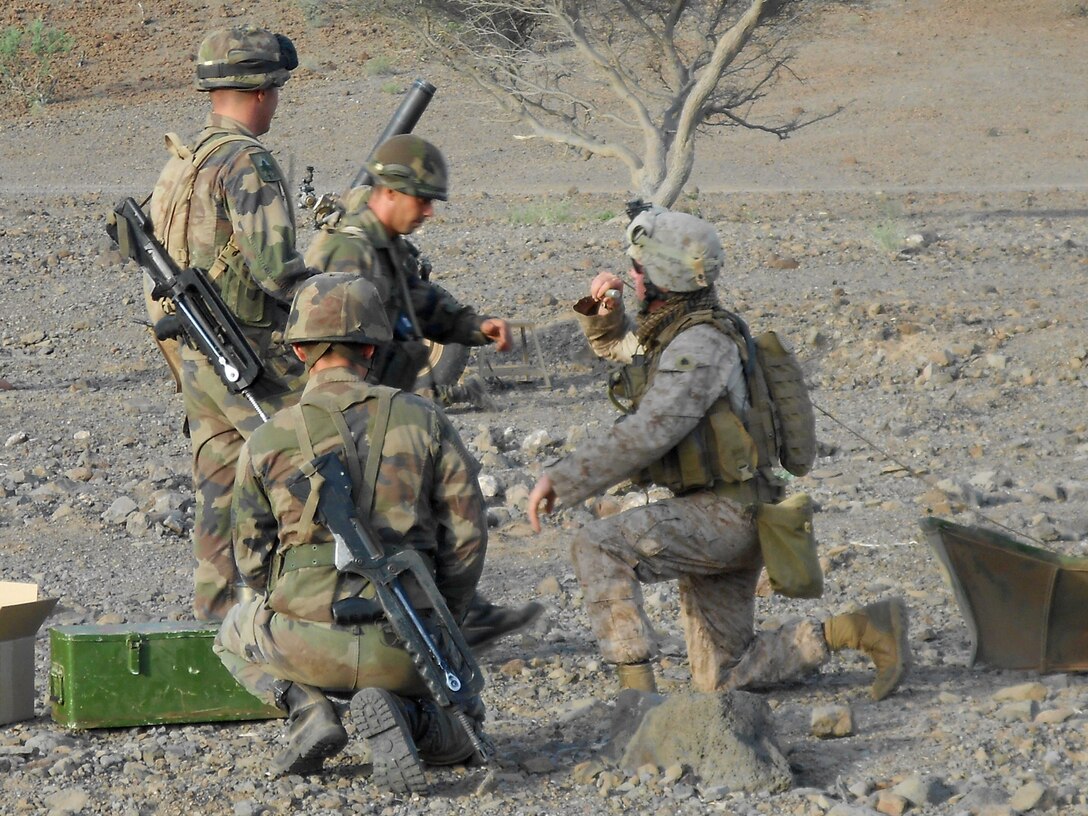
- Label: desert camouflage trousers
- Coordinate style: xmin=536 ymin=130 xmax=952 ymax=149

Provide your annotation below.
xmin=182 ymin=349 xmax=302 ymax=621
xmin=214 ymin=596 xmax=431 ymax=705
xmin=571 ymin=488 xmax=829 ymax=692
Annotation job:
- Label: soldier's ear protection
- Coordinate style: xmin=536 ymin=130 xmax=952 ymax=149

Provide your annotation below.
xmin=275 ymin=34 xmax=298 ymax=71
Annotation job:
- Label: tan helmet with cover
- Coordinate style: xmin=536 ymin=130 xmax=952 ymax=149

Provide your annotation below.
xmin=195 ymin=25 xmax=298 ymax=92
xmin=625 ymin=209 xmax=725 ymax=293
xmin=286 ymin=273 xmax=393 ymax=347
xmin=366 ymin=134 xmax=449 ymax=201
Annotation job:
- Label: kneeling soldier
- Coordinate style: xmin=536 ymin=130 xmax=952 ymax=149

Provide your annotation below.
xmin=215 ymin=273 xmax=487 ymax=789
xmin=529 ymin=208 xmax=910 ymax=700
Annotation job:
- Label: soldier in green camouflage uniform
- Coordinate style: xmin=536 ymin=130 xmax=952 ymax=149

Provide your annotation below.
xmin=215 ymin=273 xmax=487 ymax=787
xmin=149 ymin=26 xmax=313 ymax=621
xmin=305 ymin=134 xmax=542 ymax=650
xmin=304 ymin=134 xmax=510 ymax=396
xmin=529 ymin=208 xmax=911 ymax=700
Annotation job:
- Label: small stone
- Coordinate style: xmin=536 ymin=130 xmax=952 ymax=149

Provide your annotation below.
xmin=499 ymin=658 xmax=527 ymax=677
xmin=102 ymin=496 xmax=139 ymax=524
xmin=5 ymin=431 xmax=29 ymax=447
xmin=992 ymin=682 xmax=1048 ymax=702
xmin=537 ymin=575 xmax=561 ymax=595
xmin=810 ymin=704 xmax=854 ymax=738
xmin=875 ymin=790 xmax=909 ymax=816
xmin=1009 ymin=781 xmax=1047 ymax=812
xmin=573 ymin=759 xmax=606 ymax=785
xmin=995 ymin=700 xmax=1037 ymax=722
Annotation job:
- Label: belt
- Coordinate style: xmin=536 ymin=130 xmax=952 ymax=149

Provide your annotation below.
xmin=280 ymin=542 xmax=337 ymax=573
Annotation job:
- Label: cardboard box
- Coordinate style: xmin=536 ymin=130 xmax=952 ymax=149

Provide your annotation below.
xmin=0 ymin=582 xmax=59 ymax=725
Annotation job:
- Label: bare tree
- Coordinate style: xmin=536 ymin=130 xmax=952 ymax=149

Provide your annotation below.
xmin=352 ymin=0 xmax=829 ymax=206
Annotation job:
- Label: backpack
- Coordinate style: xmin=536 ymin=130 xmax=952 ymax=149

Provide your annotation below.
xmin=736 ymin=322 xmax=817 ymax=478
xmin=149 ymin=131 xmax=259 ymax=267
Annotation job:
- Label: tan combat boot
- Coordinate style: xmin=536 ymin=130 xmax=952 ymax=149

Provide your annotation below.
xmin=823 ymin=598 xmax=910 ymax=701
xmin=617 ymin=661 xmax=658 ymax=693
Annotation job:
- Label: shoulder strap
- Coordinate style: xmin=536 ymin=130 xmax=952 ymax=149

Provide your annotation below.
xmin=156 ymin=131 xmax=260 ymax=269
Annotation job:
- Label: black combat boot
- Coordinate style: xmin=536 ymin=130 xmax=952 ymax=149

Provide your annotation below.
xmin=271 ymin=682 xmax=349 ymax=775
xmin=435 ymin=375 xmax=496 ymax=411
xmin=351 ymin=688 xmax=428 ymax=794
xmin=413 ymin=697 xmax=484 ymax=766
xmin=460 ymin=593 xmax=543 ymax=651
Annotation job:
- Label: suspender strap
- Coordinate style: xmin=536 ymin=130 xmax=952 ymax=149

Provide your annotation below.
xmin=268 ymin=390 xmax=395 ymax=589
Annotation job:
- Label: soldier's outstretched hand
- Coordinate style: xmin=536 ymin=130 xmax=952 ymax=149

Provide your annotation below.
xmin=481 ymin=318 xmax=513 ymax=351
xmin=528 ymin=475 xmax=556 ymax=533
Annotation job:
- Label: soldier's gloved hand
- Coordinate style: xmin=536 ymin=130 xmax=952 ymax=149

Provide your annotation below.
xmin=153 ymin=314 xmax=183 ymax=341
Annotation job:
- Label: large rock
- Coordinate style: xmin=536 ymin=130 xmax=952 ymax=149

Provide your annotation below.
xmin=615 ymin=691 xmax=792 ymax=793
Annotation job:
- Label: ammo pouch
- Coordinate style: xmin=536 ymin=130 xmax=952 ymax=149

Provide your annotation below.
xmin=331 ymin=596 xmax=385 ymax=625
xmin=206 ymin=238 xmax=271 ymax=328
xmin=756 ymin=492 xmax=823 ymax=598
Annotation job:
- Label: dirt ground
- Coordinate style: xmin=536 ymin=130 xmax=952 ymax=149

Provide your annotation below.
xmin=2 ymin=1 xmax=1088 ymax=814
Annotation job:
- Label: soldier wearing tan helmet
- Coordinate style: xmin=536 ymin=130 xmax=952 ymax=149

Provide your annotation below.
xmin=147 ymin=25 xmax=314 ymax=622
xmin=529 ymin=207 xmax=911 ymax=700
xmin=305 ymin=133 xmax=543 ymax=650
xmin=215 ymin=273 xmax=487 ymax=787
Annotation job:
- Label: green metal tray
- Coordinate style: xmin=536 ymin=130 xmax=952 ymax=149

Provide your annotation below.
xmin=49 ymin=622 xmax=282 ymax=729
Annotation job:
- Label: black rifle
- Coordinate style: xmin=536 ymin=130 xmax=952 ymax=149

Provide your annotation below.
xmin=289 ymin=451 xmax=491 ymax=762
xmin=107 ymin=197 xmax=271 ymax=421
xmin=348 ymin=78 xmax=436 ymax=189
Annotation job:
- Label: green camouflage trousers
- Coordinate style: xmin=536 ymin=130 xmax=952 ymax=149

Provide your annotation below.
xmin=571 ymin=488 xmax=827 ymax=692
xmin=182 ymin=350 xmax=301 ymax=621
xmin=214 ymin=596 xmax=430 ymax=704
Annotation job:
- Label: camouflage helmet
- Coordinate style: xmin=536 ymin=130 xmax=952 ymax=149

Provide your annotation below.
xmin=195 ymin=26 xmax=298 ymax=92
xmin=625 ymin=208 xmax=724 ymax=292
xmin=366 ymin=134 xmax=449 ymax=201
xmin=285 ymin=273 xmax=393 ymax=346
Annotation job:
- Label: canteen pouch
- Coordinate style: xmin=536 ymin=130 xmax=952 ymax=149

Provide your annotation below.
xmin=756 ymin=492 xmax=823 ymax=598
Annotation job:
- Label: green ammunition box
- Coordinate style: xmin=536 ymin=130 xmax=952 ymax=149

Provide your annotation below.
xmin=49 ymin=622 xmax=283 ymax=729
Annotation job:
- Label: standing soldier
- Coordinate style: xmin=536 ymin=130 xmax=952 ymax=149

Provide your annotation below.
xmin=215 ymin=273 xmax=487 ymax=788
xmin=528 ymin=207 xmax=910 ymax=699
xmin=148 ymin=25 xmax=313 ymax=621
xmin=305 ymin=134 xmax=541 ymax=649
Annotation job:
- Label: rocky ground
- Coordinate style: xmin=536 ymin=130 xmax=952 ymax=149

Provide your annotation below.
xmin=3 ymin=1 xmax=1088 ymax=815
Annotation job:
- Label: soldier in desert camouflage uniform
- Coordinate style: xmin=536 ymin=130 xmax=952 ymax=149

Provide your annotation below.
xmin=305 ymin=134 xmax=542 ymax=650
xmin=148 ymin=25 xmax=313 ymax=621
xmin=215 ymin=273 xmax=486 ymax=787
xmin=529 ymin=208 xmax=911 ymax=699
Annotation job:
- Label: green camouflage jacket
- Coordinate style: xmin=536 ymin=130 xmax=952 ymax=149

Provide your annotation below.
xmin=303 ymin=189 xmax=491 ymax=351
xmin=232 ymin=366 xmax=487 ymax=623
xmin=150 ymin=113 xmax=312 ymax=354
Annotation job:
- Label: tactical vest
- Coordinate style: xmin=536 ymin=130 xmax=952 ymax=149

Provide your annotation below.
xmin=149 ymin=130 xmax=278 ymax=328
xmin=609 ymin=309 xmax=815 ymax=499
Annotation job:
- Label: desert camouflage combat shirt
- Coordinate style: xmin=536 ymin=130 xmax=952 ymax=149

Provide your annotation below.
xmin=546 ymin=304 xmax=749 ymax=505
xmin=304 ymin=189 xmax=491 ymax=351
xmin=232 ymin=366 xmax=487 ymax=623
